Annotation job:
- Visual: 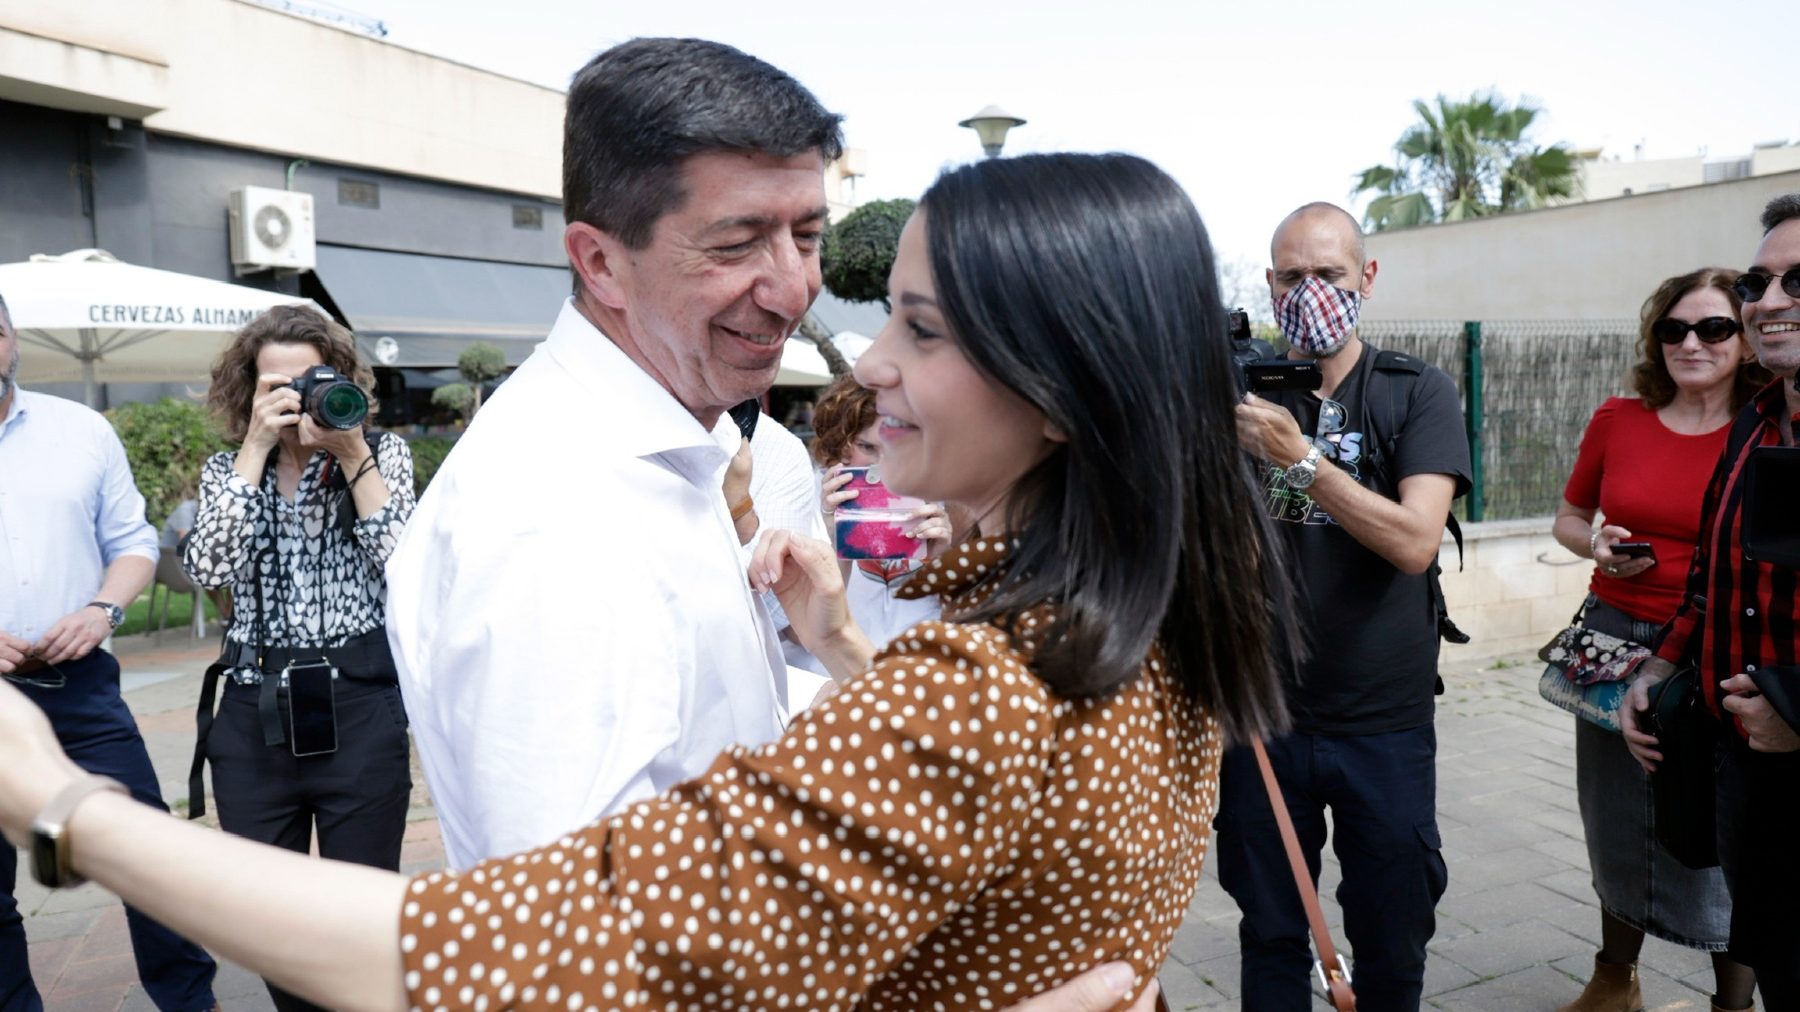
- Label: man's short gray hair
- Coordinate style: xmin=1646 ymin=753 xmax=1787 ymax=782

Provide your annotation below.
xmin=1761 ymin=194 xmax=1800 ymax=235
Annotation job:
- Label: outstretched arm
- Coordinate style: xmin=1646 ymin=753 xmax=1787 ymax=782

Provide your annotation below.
xmin=0 ymin=681 xmax=407 ymax=1011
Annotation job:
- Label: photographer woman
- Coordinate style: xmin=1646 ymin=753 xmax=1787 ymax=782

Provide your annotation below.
xmin=180 ymin=304 xmax=416 ymax=1012
xmin=1551 ymin=268 xmax=1767 ymax=1012
xmin=0 ymin=153 xmax=1287 ymax=1011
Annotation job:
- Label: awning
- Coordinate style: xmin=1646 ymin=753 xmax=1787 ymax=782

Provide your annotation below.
xmin=310 ymin=245 xmax=571 ymax=368
xmin=808 ymin=289 xmax=888 ymax=337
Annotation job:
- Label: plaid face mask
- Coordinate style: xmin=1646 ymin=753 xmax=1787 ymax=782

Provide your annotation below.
xmin=1273 ymin=275 xmax=1360 ymax=357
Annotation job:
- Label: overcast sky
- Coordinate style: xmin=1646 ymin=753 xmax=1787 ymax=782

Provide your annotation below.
xmin=337 ymin=0 xmax=1794 ymax=303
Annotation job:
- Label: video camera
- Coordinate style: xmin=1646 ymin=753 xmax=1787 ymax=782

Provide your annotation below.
xmin=1229 ymin=307 xmax=1321 ymax=395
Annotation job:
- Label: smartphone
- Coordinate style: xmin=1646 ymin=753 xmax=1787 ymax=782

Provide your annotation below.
xmin=1744 ymin=445 xmax=1800 ymax=567
xmin=834 ymin=466 xmax=929 ymax=561
xmin=837 ymin=466 xmax=927 ymax=513
xmin=835 ymin=516 xmax=928 ymax=561
xmin=1611 ymin=541 xmax=1655 ymax=561
xmin=283 ymin=661 xmax=338 ymax=757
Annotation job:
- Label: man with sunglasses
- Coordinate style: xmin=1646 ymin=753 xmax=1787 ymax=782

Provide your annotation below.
xmin=1227 ymin=202 xmax=1472 ymax=1011
xmin=1625 ymin=193 xmax=1800 ymax=1006
xmin=0 ymin=292 xmax=220 ymax=1008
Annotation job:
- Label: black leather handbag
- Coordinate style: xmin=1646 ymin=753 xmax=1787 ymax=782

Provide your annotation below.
xmin=1644 ymin=667 xmax=1720 ymax=869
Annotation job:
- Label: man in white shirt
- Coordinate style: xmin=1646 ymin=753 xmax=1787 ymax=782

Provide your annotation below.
xmin=0 ymin=294 xmax=219 ymax=1009
xmin=386 ymin=37 xmax=850 ymax=870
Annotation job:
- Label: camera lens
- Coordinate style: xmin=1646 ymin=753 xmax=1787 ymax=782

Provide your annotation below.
xmin=313 ymin=382 xmax=369 ymax=429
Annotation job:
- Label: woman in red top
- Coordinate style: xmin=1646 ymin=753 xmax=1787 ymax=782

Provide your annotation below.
xmin=1551 ymin=267 xmax=1770 ymax=1012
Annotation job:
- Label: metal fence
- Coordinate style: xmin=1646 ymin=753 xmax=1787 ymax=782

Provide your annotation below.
xmin=1359 ymin=319 xmax=1641 ymax=522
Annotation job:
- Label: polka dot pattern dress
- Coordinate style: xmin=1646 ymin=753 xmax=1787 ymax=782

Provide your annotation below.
xmin=400 ymin=538 xmax=1223 ymax=1011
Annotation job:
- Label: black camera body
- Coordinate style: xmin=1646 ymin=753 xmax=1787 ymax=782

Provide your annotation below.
xmin=288 ymin=365 xmax=369 ymax=430
xmin=1229 ymin=307 xmax=1321 ymax=395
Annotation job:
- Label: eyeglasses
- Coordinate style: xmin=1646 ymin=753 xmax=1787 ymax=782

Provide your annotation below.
xmin=1651 ymin=316 xmax=1742 ymax=345
xmin=1732 ymin=270 xmax=1800 ymax=303
xmin=2 ymin=659 xmax=67 ymax=690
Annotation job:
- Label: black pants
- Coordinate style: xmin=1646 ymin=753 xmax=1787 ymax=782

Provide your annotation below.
xmin=1716 ymin=742 xmax=1800 ymax=1009
xmin=0 ymin=650 xmax=217 ymax=1011
xmin=208 ymin=678 xmax=411 ymax=1012
xmin=1215 ymin=724 xmax=1448 ymax=1012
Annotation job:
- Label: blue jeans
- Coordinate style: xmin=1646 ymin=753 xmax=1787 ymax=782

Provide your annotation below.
xmin=1215 ymin=724 xmax=1448 ymax=1012
xmin=0 ymin=650 xmax=216 ymax=1011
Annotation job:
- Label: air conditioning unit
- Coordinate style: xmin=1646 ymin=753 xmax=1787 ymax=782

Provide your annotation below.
xmin=228 ymin=186 xmax=316 ymax=275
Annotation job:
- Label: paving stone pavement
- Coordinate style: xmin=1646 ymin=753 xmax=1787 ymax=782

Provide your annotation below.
xmin=1156 ymin=652 xmax=1729 ymax=1011
xmin=18 ymin=636 xmax=1738 ymax=1009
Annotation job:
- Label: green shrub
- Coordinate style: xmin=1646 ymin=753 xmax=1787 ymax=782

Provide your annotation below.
xmin=408 ymin=436 xmax=457 ymax=495
xmin=432 ymin=383 xmax=474 ymax=416
xmin=821 ymin=198 xmax=916 ymax=308
xmin=107 ymin=398 xmax=230 ymax=528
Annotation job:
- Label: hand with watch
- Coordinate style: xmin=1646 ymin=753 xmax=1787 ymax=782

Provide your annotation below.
xmin=1234 ymin=392 xmax=1322 ymax=489
xmin=28 ymin=600 xmax=123 ymax=668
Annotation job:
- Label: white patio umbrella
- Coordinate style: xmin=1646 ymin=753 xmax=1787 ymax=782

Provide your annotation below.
xmin=0 ymin=249 xmax=315 ymax=406
xmin=775 ymin=331 xmax=874 ymax=386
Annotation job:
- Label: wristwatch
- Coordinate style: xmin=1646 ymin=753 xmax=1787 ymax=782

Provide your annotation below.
xmin=1283 ymin=445 xmax=1323 ymax=490
xmin=86 ymin=601 xmax=123 ymax=630
xmin=31 ymin=773 xmax=128 ymax=888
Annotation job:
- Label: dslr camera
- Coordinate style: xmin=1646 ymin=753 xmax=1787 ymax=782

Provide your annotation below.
xmin=287 ymin=365 xmax=369 ymax=430
xmin=1229 ymin=307 xmax=1320 ymax=395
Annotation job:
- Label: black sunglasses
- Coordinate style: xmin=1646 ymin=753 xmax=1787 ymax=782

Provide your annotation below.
xmin=1652 ymin=316 xmax=1742 ymax=345
xmin=1732 ymin=270 xmax=1800 ymax=303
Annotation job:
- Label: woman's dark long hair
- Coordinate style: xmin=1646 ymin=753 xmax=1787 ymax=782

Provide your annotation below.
xmin=919 ymin=153 xmax=1293 ymax=743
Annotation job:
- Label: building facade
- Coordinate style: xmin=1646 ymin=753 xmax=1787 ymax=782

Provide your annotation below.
xmin=1 ymin=0 xmax=868 ymax=417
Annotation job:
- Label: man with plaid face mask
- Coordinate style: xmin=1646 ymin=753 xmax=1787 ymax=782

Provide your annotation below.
xmin=1224 ymin=202 xmax=1472 ymax=1010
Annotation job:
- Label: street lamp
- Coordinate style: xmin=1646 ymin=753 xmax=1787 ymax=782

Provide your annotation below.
xmin=959 ymin=105 xmax=1026 ymax=159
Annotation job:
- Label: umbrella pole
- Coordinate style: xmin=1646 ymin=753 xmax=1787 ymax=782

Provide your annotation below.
xmin=82 ymin=328 xmax=99 ymax=408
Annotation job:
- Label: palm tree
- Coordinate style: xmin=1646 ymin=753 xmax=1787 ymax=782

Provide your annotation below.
xmin=1353 ymin=92 xmax=1580 ymax=231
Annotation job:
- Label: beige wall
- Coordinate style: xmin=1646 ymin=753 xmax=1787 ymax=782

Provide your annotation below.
xmin=0 ymin=0 xmax=565 ymax=198
xmin=1754 ymin=144 xmax=1800 ymax=176
xmin=1578 ymin=155 xmax=1703 ymax=201
xmin=1364 ymin=169 xmax=1800 ymax=321
xmin=1437 ymin=520 xmax=1589 ymax=663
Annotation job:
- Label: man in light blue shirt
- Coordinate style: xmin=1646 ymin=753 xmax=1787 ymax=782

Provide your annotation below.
xmin=0 ymin=292 xmax=217 ymax=1010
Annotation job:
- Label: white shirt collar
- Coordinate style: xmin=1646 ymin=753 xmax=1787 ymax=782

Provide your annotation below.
xmin=540 ymin=298 xmax=733 ymax=461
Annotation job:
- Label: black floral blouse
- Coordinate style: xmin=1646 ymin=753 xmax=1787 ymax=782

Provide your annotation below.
xmin=182 ymin=433 xmax=414 ymax=649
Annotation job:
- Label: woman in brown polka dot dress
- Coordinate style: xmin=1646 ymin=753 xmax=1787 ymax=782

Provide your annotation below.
xmin=0 ymin=152 xmax=1296 ymax=1012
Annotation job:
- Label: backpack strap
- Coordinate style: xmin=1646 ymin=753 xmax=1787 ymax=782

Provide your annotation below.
xmin=1365 ymin=348 xmax=1470 ymax=646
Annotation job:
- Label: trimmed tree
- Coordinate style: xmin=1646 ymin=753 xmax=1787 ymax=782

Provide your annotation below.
xmin=822 ymin=198 xmax=916 ymax=312
xmin=457 ymin=342 xmax=507 ymax=418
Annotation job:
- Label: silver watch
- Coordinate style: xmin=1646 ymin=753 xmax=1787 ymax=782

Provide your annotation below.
xmin=1283 ymin=445 xmax=1323 ymax=490
xmin=86 ymin=601 xmax=124 ymax=630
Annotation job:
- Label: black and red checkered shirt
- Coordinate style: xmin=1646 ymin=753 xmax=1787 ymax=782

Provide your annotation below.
xmin=1656 ymin=380 xmax=1800 ymax=739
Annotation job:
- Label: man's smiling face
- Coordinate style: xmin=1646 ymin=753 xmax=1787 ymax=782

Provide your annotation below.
xmin=1744 ymin=217 xmax=1800 ymax=377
